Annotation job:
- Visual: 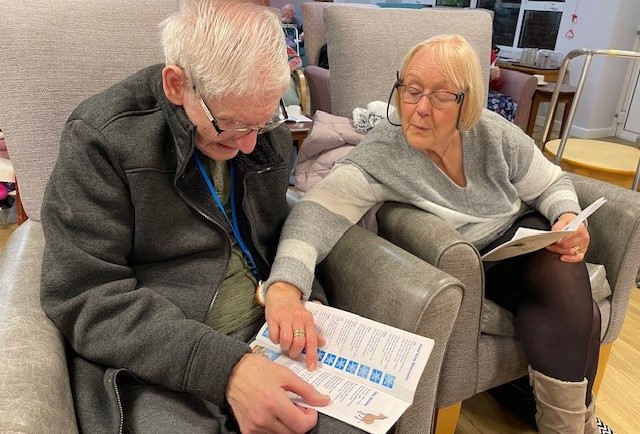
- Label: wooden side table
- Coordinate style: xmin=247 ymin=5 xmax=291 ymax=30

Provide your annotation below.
xmin=544 ymin=139 xmax=640 ymax=189
xmin=496 ymin=61 xmax=560 ymax=83
xmin=526 ymin=83 xmax=577 ymax=140
xmin=285 ymin=120 xmax=313 ymax=151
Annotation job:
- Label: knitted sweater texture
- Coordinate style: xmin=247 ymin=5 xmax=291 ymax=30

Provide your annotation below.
xmin=266 ymin=109 xmax=581 ymax=298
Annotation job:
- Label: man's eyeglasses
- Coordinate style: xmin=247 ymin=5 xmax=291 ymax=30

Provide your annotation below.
xmin=396 ymin=85 xmax=465 ymax=109
xmin=196 ymin=92 xmax=288 ymax=139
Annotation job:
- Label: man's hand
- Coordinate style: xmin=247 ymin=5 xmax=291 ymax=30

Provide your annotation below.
xmin=227 ymin=353 xmax=330 ymax=433
xmin=546 ymin=212 xmax=590 ymax=262
xmin=264 ymin=282 xmax=325 ymax=370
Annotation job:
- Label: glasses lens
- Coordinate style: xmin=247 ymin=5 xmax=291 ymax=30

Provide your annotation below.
xmin=258 ymin=119 xmax=285 ymax=135
xmin=399 ymin=86 xmax=423 ymax=104
xmin=216 ymin=128 xmax=253 ymax=139
xmin=258 ymin=103 xmax=287 ymax=135
xmin=429 ymin=91 xmax=458 ymax=109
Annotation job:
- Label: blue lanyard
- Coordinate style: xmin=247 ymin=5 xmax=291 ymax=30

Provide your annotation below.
xmin=193 ymin=152 xmax=259 ymax=278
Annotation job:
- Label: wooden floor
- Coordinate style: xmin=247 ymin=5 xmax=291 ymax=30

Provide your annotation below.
xmin=0 ymin=221 xmax=17 ymax=249
xmin=457 ymin=288 xmax=640 ymax=434
xmin=1 ymin=130 xmax=638 ymax=434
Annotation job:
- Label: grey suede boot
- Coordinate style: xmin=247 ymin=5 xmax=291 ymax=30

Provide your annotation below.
xmin=528 ymin=366 xmax=587 ymax=434
xmin=584 ymin=395 xmax=615 ymax=434
xmin=585 ymin=395 xmax=597 ymax=433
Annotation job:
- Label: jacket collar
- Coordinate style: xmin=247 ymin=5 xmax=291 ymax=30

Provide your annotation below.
xmin=153 ymin=75 xmax=196 ymax=179
xmin=151 ymin=68 xmax=283 ymax=178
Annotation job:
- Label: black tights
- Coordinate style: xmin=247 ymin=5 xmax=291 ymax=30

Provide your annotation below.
xmin=483 ymin=213 xmax=601 ymax=404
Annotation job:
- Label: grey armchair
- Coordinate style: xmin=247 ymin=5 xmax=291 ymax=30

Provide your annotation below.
xmin=0 ymin=1 xmax=463 ymax=433
xmin=302 ymin=2 xmax=537 ymax=131
xmin=301 ymin=1 xmax=377 ymax=116
xmin=322 ymin=5 xmax=640 ymax=433
xmin=378 ymin=175 xmax=640 ymax=433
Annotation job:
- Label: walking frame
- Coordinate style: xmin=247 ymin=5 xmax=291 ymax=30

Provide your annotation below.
xmin=540 ymin=48 xmax=640 ymax=191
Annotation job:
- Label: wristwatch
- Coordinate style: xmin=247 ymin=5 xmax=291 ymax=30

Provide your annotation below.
xmin=255 ymin=281 xmax=267 ymax=307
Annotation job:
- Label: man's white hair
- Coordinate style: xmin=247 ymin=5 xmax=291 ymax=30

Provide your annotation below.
xmin=161 ymin=0 xmax=290 ymax=102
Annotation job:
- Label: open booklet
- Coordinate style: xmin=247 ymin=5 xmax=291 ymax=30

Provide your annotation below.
xmin=481 ymin=196 xmax=607 ymax=262
xmin=250 ymin=302 xmax=434 ymax=434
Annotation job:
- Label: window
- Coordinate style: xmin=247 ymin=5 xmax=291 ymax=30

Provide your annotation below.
xmin=437 ymin=0 xmax=569 ymax=54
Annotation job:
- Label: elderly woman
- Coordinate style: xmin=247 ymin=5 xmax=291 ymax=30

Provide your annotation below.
xmin=264 ymin=34 xmax=613 ymax=434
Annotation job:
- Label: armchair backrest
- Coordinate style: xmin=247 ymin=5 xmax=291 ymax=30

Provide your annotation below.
xmin=0 ymin=0 xmax=180 ymax=222
xmin=324 ymin=6 xmax=493 ymax=119
xmin=301 ymin=2 xmax=377 ymax=68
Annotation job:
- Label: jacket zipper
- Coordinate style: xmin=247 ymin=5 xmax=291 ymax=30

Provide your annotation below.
xmin=241 ymin=167 xmax=279 ymax=270
xmin=176 ymin=159 xmax=283 ymax=315
xmin=111 ymin=369 xmax=126 ymax=434
xmin=176 ymin=187 xmax=230 ymax=319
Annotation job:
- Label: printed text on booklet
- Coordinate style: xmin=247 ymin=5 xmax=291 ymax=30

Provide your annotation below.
xmin=250 ymin=302 xmax=434 ymax=434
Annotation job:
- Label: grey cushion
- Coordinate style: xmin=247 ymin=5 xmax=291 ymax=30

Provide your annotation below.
xmin=0 ymin=0 xmax=178 ymax=222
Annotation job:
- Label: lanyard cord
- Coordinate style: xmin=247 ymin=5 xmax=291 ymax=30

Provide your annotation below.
xmin=193 ymin=152 xmax=259 ymax=279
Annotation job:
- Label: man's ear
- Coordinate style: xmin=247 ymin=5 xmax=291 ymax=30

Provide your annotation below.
xmin=162 ymin=65 xmax=188 ymax=106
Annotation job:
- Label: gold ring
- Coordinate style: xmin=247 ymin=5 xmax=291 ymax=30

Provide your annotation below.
xmin=572 ymin=245 xmax=582 ymax=255
xmin=293 ymin=328 xmax=306 ymax=338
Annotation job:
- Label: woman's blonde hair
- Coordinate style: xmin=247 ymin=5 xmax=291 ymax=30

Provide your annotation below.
xmin=397 ymin=34 xmax=485 ymax=130
xmin=160 ymin=0 xmax=290 ymax=103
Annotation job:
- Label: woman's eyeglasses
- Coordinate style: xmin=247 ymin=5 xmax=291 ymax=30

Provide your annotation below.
xmin=396 ymin=85 xmax=465 ymax=109
xmin=386 ymin=71 xmax=466 ymax=129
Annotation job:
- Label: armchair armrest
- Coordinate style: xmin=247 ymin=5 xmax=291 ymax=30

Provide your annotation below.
xmin=0 ymin=221 xmax=78 ymax=433
xmin=500 ymin=69 xmax=538 ymax=132
xmin=318 ymin=224 xmax=464 ymax=434
xmin=569 ymin=173 xmax=640 ymax=343
xmin=292 ymin=69 xmax=308 ymax=114
xmin=376 ymin=202 xmax=483 ymax=406
xmin=304 ymin=65 xmax=331 ymax=115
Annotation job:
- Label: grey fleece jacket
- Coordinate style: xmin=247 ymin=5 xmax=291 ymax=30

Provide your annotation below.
xmin=265 ymin=109 xmax=581 ymax=299
xmin=40 ymin=65 xmax=293 ymax=432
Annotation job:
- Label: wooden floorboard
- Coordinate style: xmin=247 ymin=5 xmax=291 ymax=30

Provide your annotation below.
xmin=456 ymin=288 xmax=640 ymax=433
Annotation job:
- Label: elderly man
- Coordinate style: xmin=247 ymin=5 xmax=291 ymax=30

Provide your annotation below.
xmin=282 ymin=3 xmax=304 ymax=51
xmin=40 ymin=1 xmax=361 ymax=433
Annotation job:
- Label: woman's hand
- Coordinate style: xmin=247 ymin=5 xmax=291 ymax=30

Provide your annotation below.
xmin=489 ymin=65 xmax=501 ymax=81
xmin=546 ymin=212 xmax=590 ymax=262
xmin=264 ymin=282 xmax=325 ymax=370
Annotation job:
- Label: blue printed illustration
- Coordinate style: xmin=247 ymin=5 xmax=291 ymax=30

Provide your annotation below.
xmin=370 ymin=369 xmax=383 ymax=384
xmin=335 ymin=357 xmax=347 ymax=370
xmin=261 ymin=328 xmax=269 ymax=338
xmin=317 ymin=349 xmax=326 ymax=361
xmin=324 ymin=353 xmax=336 ymax=366
xmin=382 ymin=373 xmax=396 ymax=389
xmin=357 ymin=365 xmax=370 ymax=379
xmin=346 ymin=361 xmax=358 ymax=374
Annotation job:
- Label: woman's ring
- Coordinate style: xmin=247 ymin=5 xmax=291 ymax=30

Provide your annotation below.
xmin=293 ymin=328 xmax=306 ymax=338
xmin=572 ymin=245 xmax=582 ymax=255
